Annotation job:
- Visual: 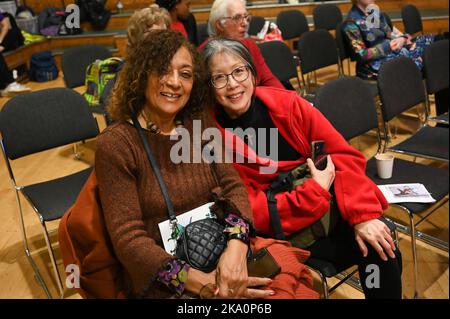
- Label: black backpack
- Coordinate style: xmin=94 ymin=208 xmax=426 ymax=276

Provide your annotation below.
xmin=29 ymin=51 xmax=59 ymax=82
xmin=76 ymin=0 xmax=111 ymax=30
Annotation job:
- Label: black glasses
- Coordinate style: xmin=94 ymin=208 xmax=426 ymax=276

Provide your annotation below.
xmin=221 ymin=13 xmax=252 ymax=25
xmin=210 ymin=65 xmax=250 ymax=89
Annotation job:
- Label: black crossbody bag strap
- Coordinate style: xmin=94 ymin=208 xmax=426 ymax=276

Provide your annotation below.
xmin=132 ymin=116 xmax=177 ymax=222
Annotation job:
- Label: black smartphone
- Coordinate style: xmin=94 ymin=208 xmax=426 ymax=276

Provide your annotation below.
xmin=311 ymin=140 xmax=327 ymax=170
xmin=247 ymin=248 xmax=281 ymax=279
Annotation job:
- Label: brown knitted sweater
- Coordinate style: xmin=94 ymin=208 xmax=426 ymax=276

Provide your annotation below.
xmin=95 ymin=116 xmax=253 ymax=298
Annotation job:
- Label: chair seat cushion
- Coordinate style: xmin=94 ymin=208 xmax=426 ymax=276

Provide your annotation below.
xmin=366 ymin=157 xmax=449 ymax=214
xmin=389 ymin=126 xmax=449 ymax=160
xmin=22 ymin=167 xmax=93 ymax=222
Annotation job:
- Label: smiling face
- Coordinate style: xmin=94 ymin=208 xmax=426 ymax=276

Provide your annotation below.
xmin=145 ymin=46 xmax=194 ymax=123
xmin=209 ymin=51 xmax=255 ymax=119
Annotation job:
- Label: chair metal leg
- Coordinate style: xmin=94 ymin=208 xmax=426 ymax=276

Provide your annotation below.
xmin=307 ymin=266 xmax=329 ymax=299
xmin=14 ymin=189 xmax=52 ymax=298
xmin=73 ymin=144 xmax=81 ymax=160
xmin=396 ymin=205 xmax=419 ymax=299
xmin=40 ymin=220 xmax=65 ymax=298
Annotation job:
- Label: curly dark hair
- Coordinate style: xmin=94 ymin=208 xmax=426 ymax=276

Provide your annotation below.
xmin=108 ymin=30 xmax=207 ymax=121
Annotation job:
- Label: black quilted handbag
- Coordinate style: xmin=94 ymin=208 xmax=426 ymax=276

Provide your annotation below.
xmin=175 ymin=218 xmax=227 ymax=272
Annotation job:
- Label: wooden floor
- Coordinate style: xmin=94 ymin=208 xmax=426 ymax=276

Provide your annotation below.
xmin=0 ymin=64 xmax=448 ymax=299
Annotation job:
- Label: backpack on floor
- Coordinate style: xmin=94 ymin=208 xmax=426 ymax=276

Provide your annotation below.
xmin=84 ymin=57 xmax=122 ymax=106
xmin=29 ymin=51 xmax=59 ymax=82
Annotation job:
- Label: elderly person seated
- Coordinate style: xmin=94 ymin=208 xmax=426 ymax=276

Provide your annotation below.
xmin=199 ymin=0 xmax=284 ymax=89
xmin=343 ymin=0 xmax=436 ymax=80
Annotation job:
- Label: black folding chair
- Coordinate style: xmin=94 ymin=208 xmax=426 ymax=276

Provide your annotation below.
xmin=315 ymin=76 xmax=449 ymax=299
xmin=276 ymin=10 xmax=309 ymax=51
xmin=61 ymin=44 xmax=112 ymax=118
xmin=258 ymin=40 xmax=302 ymax=92
xmin=377 ymin=56 xmax=449 ymax=162
xmin=423 ymin=39 xmax=449 ymax=125
xmin=0 ymin=88 xmax=99 ymax=298
xmin=401 ymin=4 xmax=423 ymax=35
xmin=313 ymin=3 xmax=343 ymax=31
xmin=248 ymin=16 xmax=266 ymax=36
xmin=297 ymin=29 xmax=341 ymax=99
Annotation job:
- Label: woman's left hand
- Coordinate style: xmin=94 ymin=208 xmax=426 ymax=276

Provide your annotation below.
xmin=215 ymin=239 xmax=249 ymax=298
xmin=354 ymin=219 xmax=397 ymax=261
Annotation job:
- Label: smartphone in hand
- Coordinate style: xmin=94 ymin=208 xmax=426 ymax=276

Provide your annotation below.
xmin=311 ymin=140 xmax=327 ymax=170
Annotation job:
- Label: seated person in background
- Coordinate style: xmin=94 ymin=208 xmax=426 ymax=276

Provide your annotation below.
xmin=344 ymin=0 xmax=436 ymax=80
xmin=155 ymin=0 xmax=198 ymax=44
xmin=0 ymin=55 xmax=30 ymax=97
xmin=200 ymin=0 xmax=284 ymax=89
xmin=98 ymin=29 xmax=274 ymax=299
xmin=0 ymin=11 xmax=24 ymax=52
xmin=202 ymin=38 xmax=403 ymax=299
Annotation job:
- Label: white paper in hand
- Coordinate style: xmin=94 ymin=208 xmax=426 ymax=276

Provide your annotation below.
xmin=158 ymin=202 xmax=214 ymax=255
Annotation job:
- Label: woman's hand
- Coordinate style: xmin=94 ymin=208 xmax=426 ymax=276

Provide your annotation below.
xmin=215 ymin=239 xmax=250 ymax=298
xmin=390 ymin=37 xmax=406 ymax=51
xmin=354 ymin=219 xmax=397 ymax=261
xmin=307 ymin=155 xmax=335 ymax=192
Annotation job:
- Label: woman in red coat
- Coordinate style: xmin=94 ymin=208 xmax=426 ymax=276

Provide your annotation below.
xmin=202 ymin=38 xmax=403 ymax=299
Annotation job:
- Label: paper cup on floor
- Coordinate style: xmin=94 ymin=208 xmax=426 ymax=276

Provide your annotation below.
xmin=375 ymin=153 xmax=395 ymax=179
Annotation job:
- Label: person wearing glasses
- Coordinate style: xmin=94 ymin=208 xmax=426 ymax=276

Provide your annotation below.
xmin=199 ymin=0 xmax=284 ymax=89
xmin=202 ymin=38 xmax=403 ymax=299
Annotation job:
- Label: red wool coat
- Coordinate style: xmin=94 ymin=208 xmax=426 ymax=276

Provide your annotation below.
xmin=213 ymin=86 xmax=388 ymax=237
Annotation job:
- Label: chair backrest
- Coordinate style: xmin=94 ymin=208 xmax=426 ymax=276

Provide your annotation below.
xmin=197 ymin=23 xmax=209 ymax=46
xmin=61 ymin=44 xmax=112 ymax=88
xmin=381 ymin=12 xmax=393 ymax=30
xmin=276 ymin=10 xmax=309 ymax=40
xmin=377 ymin=56 xmax=426 ymax=122
xmin=0 ymin=88 xmax=99 ymax=160
xmin=258 ymin=41 xmax=298 ymax=83
xmin=336 ymin=21 xmax=350 ymax=61
xmin=313 ymin=4 xmax=343 ymax=31
xmin=315 ymin=76 xmax=378 ymax=140
xmin=297 ymin=29 xmax=339 ymax=74
xmin=424 ymin=39 xmax=449 ymax=94
xmin=248 ymin=16 xmax=266 ymax=36
xmin=401 ymin=4 xmax=423 ymax=35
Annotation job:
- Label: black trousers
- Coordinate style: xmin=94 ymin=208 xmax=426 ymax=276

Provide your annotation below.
xmin=0 ymin=55 xmax=13 ymax=90
xmin=307 ymin=217 xmax=403 ymax=299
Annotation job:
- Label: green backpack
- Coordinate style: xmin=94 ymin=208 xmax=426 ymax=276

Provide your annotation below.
xmin=84 ymin=57 xmax=123 ymax=106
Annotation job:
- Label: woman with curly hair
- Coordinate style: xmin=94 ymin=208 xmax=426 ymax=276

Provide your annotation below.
xmin=97 ymin=30 xmax=274 ymax=299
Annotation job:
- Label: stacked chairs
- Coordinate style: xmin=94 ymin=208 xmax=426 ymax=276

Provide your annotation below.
xmin=315 ymin=76 xmax=449 ymax=299
xmin=0 ymin=88 xmax=99 ymax=298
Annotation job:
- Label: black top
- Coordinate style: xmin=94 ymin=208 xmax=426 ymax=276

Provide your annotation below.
xmin=216 ymin=97 xmax=301 ymax=161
